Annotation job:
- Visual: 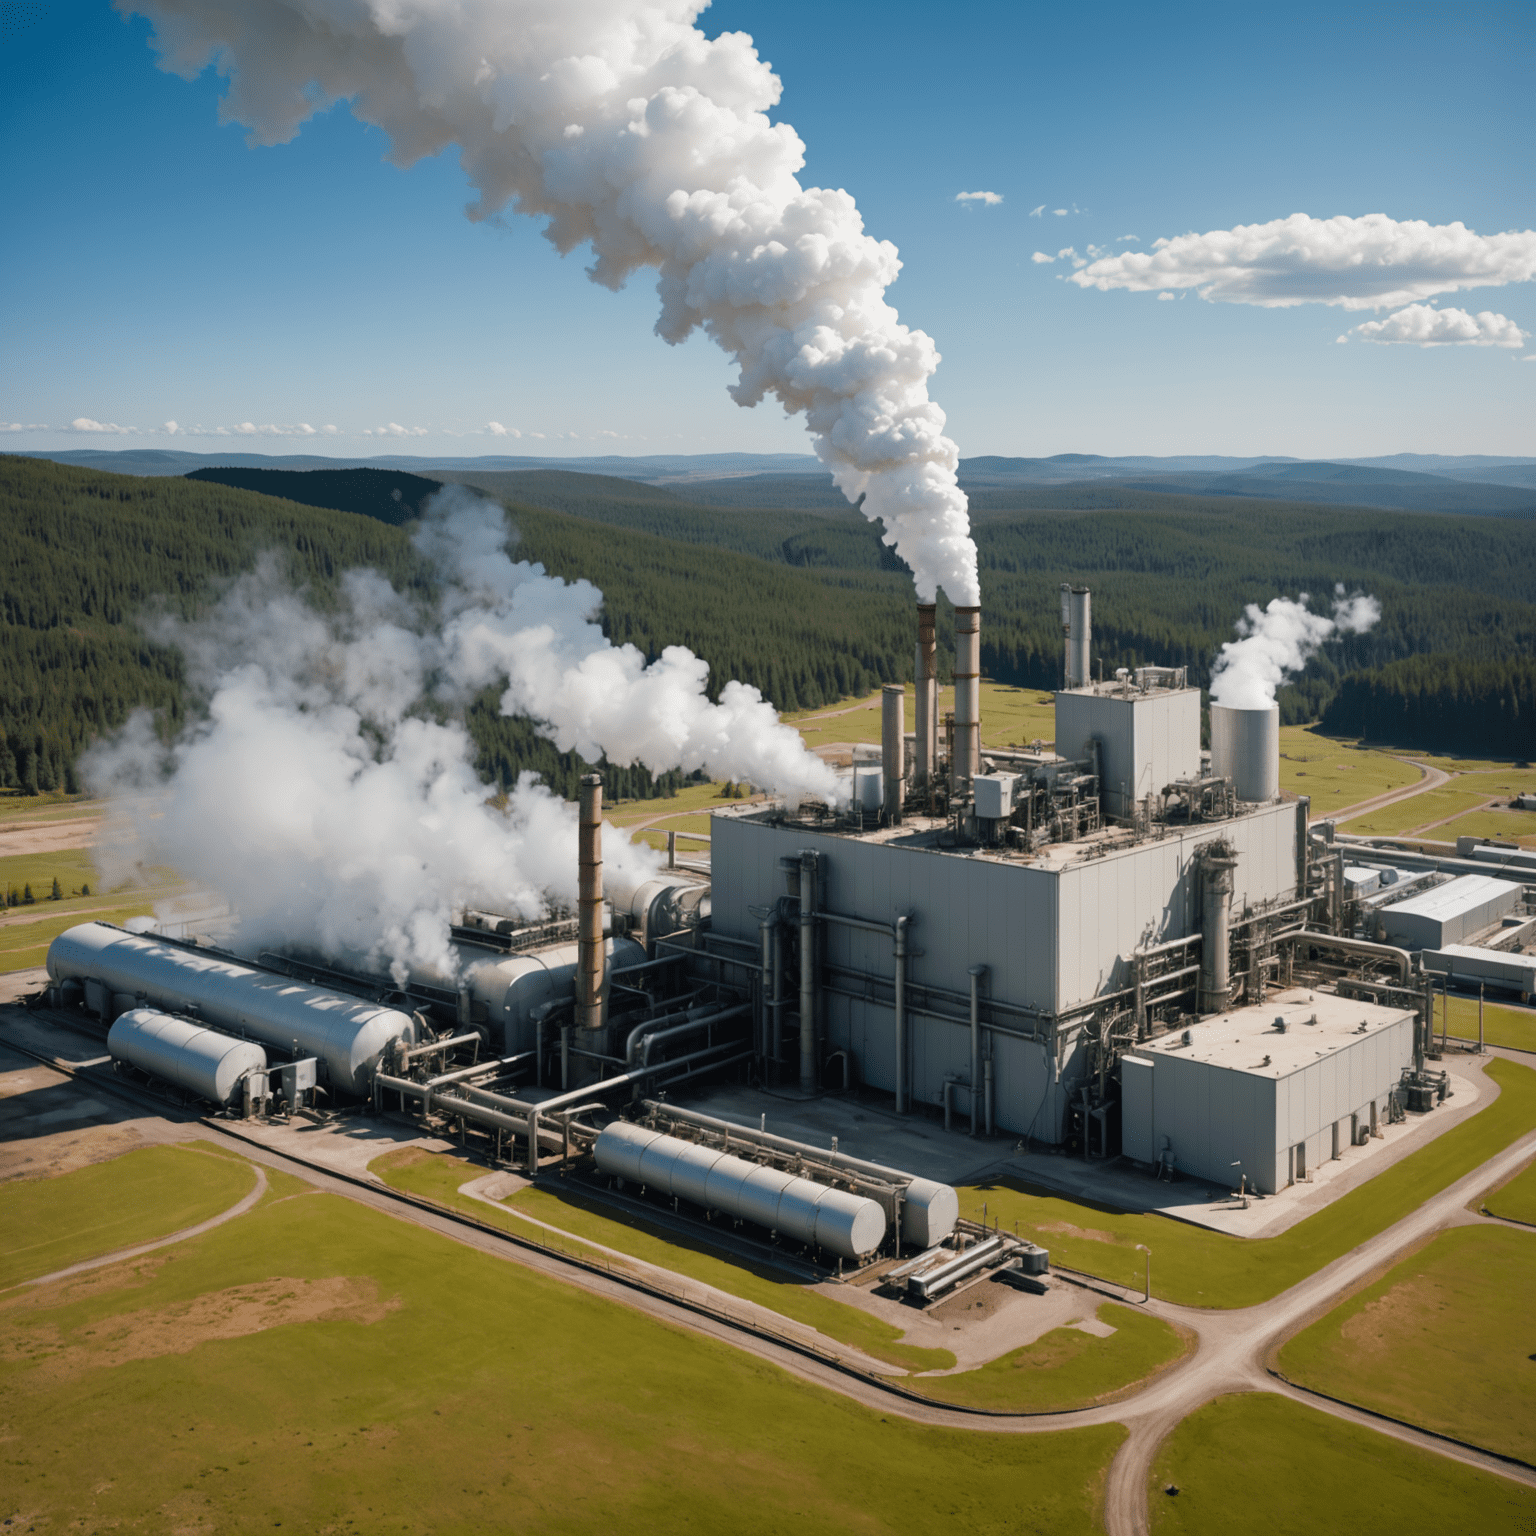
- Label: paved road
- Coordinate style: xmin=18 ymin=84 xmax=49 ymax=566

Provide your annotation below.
xmin=1321 ymin=755 xmax=1450 ymax=826
xmin=17 ymin=1159 xmax=267 ymax=1289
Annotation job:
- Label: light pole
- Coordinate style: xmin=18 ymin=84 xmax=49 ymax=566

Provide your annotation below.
xmin=1135 ymin=1243 xmax=1150 ymax=1304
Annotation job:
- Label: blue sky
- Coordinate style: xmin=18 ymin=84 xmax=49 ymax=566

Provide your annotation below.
xmin=2 ymin=0 xmax=1532 ymax=460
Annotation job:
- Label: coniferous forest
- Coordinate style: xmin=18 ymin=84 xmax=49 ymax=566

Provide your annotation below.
xmin=2 ymin=453 xmax=1533 ymax=795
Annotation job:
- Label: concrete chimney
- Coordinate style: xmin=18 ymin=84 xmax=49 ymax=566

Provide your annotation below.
xmin=914 ymin=602 xmax=937 ymax=793
xmin=881 ymin=683 xmax=905 ymax=825
xmin=952 ymin=606 xmax=981 ymax=793
xmin=1063 ymin=585 xmax=1091 ymax=689
xmin=577 ymin=773 xmax=605 ymax=1031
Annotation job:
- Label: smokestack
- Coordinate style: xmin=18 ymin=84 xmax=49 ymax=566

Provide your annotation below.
xmin=577 ymin=773 xmax=605 ymax=1031
xmin=1198 ymin=840 xmax=1238 ymax=1013
xmin=915 ymin=602 xmax=937 ymax=795
xmin=952 ymin=606 xmax=981 ymax=793
xmin=1210 ymin=704 xmax=1281 ymax=802
xmin=882 ymin=683 xmax=905 ymax=825
xmin=1063 ymin=584 xmax=1091 ymax=689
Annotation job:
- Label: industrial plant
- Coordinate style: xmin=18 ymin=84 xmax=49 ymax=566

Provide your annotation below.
xmin=38 ymin=586 xmax=1536 ymax=1287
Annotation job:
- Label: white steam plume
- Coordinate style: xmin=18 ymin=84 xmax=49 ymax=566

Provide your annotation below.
xmin=1209 ymin=585 xmax=1381 ymax=710
xmin=84 ymin=489 xmax=837 ymax=980
xmin=121 ymin=0 xmax=980 ymax=607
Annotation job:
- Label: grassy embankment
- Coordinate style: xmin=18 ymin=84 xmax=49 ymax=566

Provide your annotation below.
xmin=372 ymin=1147 xmax=1192 ymax=1408
xmin=1275 ymin=725 xmax=1422 ymax=819
xmin=1341 ymin=763 xmax=1536 ymax=842
xmin=1430 ymin=992 xmax=1536 ymax=1054
xmin=1482 ymin=1154 xmax=1536 ymax=1225
xmin=1148 ymin=1393 xmax=1534 ymax=1535
xmin=0 ymin=1143 xmax=255 ymax=1288
xmin=912 ymin=1302 xmax=1191 ymax=1413
xmin=1275 ymin=1225 xmax=1535 ymax=1462
xmin=961 ymin=1056 xmax=1536 ymax=1308
xmin=2 ymin=1150 xmax=1124 ymax=1534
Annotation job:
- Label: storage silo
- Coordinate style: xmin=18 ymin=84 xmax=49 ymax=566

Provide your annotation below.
xmin=1210 ymin=703 xmax=1280 ymax=801
xmin=107 ymin=1007 xmax=267 ymax=1108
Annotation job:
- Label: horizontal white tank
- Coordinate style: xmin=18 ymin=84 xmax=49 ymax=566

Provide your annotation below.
xmin=900 ymin=1178 xmax=960 ymax=1249
xmin=595 ymin=1122 xmax=886 ymax=1262
xmin=1210 ymin=704 xmax=1280 ymax=802
xmin=107 ymin=1007 xmax=267 ymax=1107
xmin=48 ymin=922 xmax=418 ymax=1094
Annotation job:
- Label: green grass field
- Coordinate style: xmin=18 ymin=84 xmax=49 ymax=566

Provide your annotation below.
xmin=1148 ymin=1393 xmax=1535 ymax=1535
xmin=1276 ymin=727 xmax=1421 ymax=820
xmin=1433 ymin=994 xmax=1536 ymax=1053
xmin=2 ymin=1156 xmax=1125 ymax=1535
xmin=1341 ymin=784 xmax=1494 ymax=836
xmin=0 ymin=1143 xmax=255 ymax=1288
xmin=913 ymin=1302 xmax=1190 ymax=1413
xmin=1483 ymin=1155 xmax=1536 ymax=1225
xmin=1433 ymin=808 xmax=1536 ymax=847
xmin=789 ymin=682 xmax=1057 ymax=753
xmin=0 ymin=896 xmax=165 ymax=973
xmin=963 ymin=1057 xmax=1536 ymax=1308
xmin=0 ymin=791 xmax=100 ymax=824
xmin=1276 ymin=1225 xmax=1536 ymax=1462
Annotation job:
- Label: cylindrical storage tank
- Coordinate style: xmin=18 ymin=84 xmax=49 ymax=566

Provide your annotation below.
xmin=881 ymin=683 xmax=905 ymax=824
xmin=1066 ymin=587 xmax=1091 ymax=689
xmin=812 ymin=1186 xmax=887 ymax=1259
xmin=1210 ymin=704 xmax=1280 ymax=801
xmin=592 ymin=1126 xmax=885 ymax=1261
xmin=107 ymin=1007 xmax=267 ymax=1108
xmin=901 ymin=1177 xmax=960 ymax=1248
xmin=48 ymin=922 xmax=417 ymax=1095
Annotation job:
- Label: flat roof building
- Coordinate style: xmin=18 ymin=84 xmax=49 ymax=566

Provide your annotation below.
xmin=1379 ymin=874 xmax=1522 ymax=950
xmin=1121 ymin=989 xmax=1415 ymax=1194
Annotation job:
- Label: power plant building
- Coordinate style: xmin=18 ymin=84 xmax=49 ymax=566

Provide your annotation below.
xmin=1120 ymin=991 xmax=1416 ymax=1192
xmin=1378 ymin=874 xmax=1522 ymax=950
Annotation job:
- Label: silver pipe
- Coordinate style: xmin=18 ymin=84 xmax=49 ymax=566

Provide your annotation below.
xmin=425 ymin=1052 xmax=531 ymax=1087
xmin=758 ymin=915 xmax=774 ymax=1061
xmin=399 ymin=1031 xmax=482 ymax=1065
xmin=1198 ymin=841 xmax=1238 ymax=1013
xmin=968 ymin=964 xmax=987 ymax=1137
xmin=559 ymin=1024 xmax=570 ymax=1092
xmin=639 ymin=1005 xmax=751 ymax=1067
xmin=984 ymin=1055 xmax=995 ymax=1137
xmin=770 ymin=920 xmax=785 ymax=1065
xmin=952 ymin=605 xmax=981 ymax=793
xmin=799 ymin=850 xmax=818 ymax=1094
xmin=1287 ymin=929 xmax=1413 ymax=984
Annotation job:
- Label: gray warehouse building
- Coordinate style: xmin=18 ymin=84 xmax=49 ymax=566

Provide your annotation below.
xmin=1379 ymin=874 xmax=1521 ymax=949
xmin=1121 ymin=990 xmax=1415 ymax=1193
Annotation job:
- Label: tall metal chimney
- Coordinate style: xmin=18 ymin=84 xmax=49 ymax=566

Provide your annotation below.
xmin=1197 ymin=840 xmax=1238 ymax=1014
xmin=952 ymin=606 xmax=981 ymax=793
xmin=914 ymin=602 xmax=937 ymax=794
xmin=577 ymin=773 xmax=605 ymax=1032
xmin=881 ymin=683 xmax=905 ymax=824
xmin=1062 ymin=584 xmax=1091 ymax=689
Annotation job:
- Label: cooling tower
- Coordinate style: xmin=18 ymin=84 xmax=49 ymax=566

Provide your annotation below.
xmin=1210 ymin=704 xmax=1280 ymax=801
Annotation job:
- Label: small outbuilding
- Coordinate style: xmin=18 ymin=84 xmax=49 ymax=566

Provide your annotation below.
xmin=1378 ymin=874 xmax=1522 ymax=949
xmin=1120 ymin=989 xmax=1416 ymax=1195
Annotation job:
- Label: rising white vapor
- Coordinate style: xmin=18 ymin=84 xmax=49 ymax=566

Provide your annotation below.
xmin=1209 ymin=585 xmax=1381 ymax=710
xmin=1338 ymin=304 xmax=1528 ymax=348
xmin=122 ymin=0 xmax=979 ymax=606
xmin=1067 ymin=214 xmax=1536 ymax=310
xmin=85 ymin=488 xmax=838 ymax=980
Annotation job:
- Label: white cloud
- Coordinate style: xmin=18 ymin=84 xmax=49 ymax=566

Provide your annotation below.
xmin=956 ymin=190 xmax=1003 ymax=206
xmin=1118 ymin=234 xmax=1139 ymax=243
xmin=1523 ymin=354 xmax=1536 ymax=363
xmin=486 ymin=421 xmax=521 ymax=437
xmin=1030 ymin=251 xmax=1054 ymax=264
xmin=2 ymin=422 xmax=48 ymax=432
xmin=362 ymin=423 xmax=430 ymax=438
xmin=323 ymin=424 xmax=340 ymax=434
xmin=1338 ymin=303 xmax=1528 ymax=348
xmin=69 ymin=417 xmax=137 ymax=433
xmin=1067 ymin=213 xmax=1536 ymax=311
xmin=1031 ymin=246 xmax=1085 ymax=267
xmin=1029 ymin=204 xmax=1046 ymax=218
xmin=1157 ymin=291 xmax=1176 ymax=301
xmin=1053 ymin=209 xmax=1068 ymax=217
xmin=163 ymin=420 xmax=180 ymax=435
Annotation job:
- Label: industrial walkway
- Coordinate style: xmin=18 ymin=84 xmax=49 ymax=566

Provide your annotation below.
xmin=5 ymin=1013 xmax=1534 ymax=1536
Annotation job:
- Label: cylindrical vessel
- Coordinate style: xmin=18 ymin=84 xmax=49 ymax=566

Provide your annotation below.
xmin=915 ymin=602 xmax=938 ymax=791
xmin=107 ymin=1007 xmax=267 ymax=1107
xmin=49 ymin=922 xmax=417 ymax=1094
xmin=1198 ymin=841 xmax=1238 ymax=1013
xmin=901 ymin=1178 xmax=960 ymax=1248
xmin=594 ymin=1123 xmax=886 ymax=1261
xmin=952 ymin=605 xmax=981 ymax=794
xmin=1066 ymin=587 xmax=1092 ymax=688
xmin=577 ymin=773 xmax=605 ymax=1031
xmin=881 ymin=683 xmax=905 ymax=824
xmin=1210 ymin=703 xmax=1280 ymax=801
